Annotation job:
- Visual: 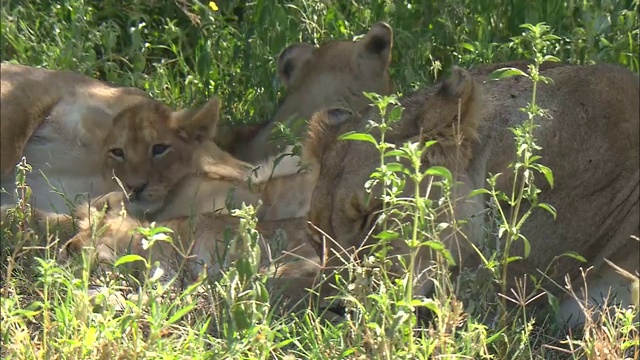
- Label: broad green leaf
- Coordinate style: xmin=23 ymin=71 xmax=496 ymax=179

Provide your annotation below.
xmin=489 ymin=67 xmax=529 ymax=80
xmin=425 ymin=166 xmax=453 ymax=183
xmin=542 ymin=55 xmax=561 ymax=63
xmin=461 ymin=42 xmax=475 ymax=51
xmin=374 ymin=230 xmax=400 ymax=241
xmin=383 ymin=162 xmax=406 ymax=173
xmin=424 ymin=240 xmax=455 ymax=265
xmin=339 ymin=131 xmax=377 ymax=146
xmin=114 ymin=254 xmax=146 ymax=267
xmin=468 ymin=188 xmax=490 ymax=197
xmin=538 ymin=164 xmax=555 ymax=188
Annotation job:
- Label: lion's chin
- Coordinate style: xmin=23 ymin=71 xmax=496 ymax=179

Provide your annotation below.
xmin=126 ymin=199 xmax=164 ymax=220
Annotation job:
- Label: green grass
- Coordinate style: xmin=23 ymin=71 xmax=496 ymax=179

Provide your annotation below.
xmin=1 ymin=0 xmax=639 ymax=359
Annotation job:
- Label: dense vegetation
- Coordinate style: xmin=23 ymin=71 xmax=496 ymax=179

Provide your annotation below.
xmin=1 ymin=0 xmax=638 ymax=359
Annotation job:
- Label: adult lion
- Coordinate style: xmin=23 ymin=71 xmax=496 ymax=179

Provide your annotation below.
xmin=219 ymin=21 xmax=394 ymax=164
xmin=302 ymin=63 xmax=639 ymax=327
xmin=0 ymin=63 xmax=227 ymax=216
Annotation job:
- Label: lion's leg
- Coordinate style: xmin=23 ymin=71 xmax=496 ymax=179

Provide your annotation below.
xmin=1 ymin=204 xmax=76 ymax=244
xmin=558 ymin=232 xmax=640 ymax=328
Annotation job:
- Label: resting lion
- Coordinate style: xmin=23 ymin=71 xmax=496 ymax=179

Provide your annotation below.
xmin=56 ymin=190 xmax=319 ymax=286
xmin=220 ymin=21 xmax=394 ymax=164
xmin=24 ymin=108 xmax=353 ymax=289
xmin=0 ymin=63 xmax=233 ymax=216
xmin=301 ymin=63 xmax=639 ymax=327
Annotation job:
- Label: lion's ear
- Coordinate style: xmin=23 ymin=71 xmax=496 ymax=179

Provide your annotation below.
xmin=354 ymin=22 xmax=393 ymax=72
xmin=277 ymin=43 xmax=316 ymax=89
xmin=304 ymin=107 xmax=354 ymax=164
xmin=418 ymin=66 xmax=482 ymax=169
xmin=171 ymin=96 xmax=221 ymax=142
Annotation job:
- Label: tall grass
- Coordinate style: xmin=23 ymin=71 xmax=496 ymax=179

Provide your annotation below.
xmin=1 ymin=0 xmax=638 ymax=359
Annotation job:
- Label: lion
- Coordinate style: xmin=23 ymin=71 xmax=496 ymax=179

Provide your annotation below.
xmin=301 ymin=63 xmax=639 ymax=327
xmin=2 ymin=22 xmax=394 ymax=225
xmin=0 ymin=63 xmax=229 ymax=217
xmin=219 ymin=21 xmax=394 ymax=164
xmin=56 ymin=190 xmax=319 ymax=282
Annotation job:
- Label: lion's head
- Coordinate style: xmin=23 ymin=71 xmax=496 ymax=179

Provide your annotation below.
xmin=101 ymin=97 xmax=221 ymax=217
xmin=302 ymin=67 xmax=486 ymax=296
xmin=232 ymin=22 xmax=395 ymax=162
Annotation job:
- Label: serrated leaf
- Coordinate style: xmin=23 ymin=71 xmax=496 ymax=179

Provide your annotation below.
xmin=114 ymin=254 xmax=146 ymax=267
xmin=339 ymin=132 xmax=377 ymax=146
xmin=167 ymin=303 xmax=196 ymax=325
xmin=489 ymin=67 xmax=529 ymax=80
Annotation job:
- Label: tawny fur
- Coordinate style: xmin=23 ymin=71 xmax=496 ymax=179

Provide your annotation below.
xmin=227 ymin=22 xmax=394 ymax=164
xmin=303 ymin=63 xmax=639 ymax=327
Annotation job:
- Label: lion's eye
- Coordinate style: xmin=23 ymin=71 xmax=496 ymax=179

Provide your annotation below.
xmin=109 ymin=148 xmax=125 ymax=161
xmin=151 ymin=144 xmax=171 ymax=157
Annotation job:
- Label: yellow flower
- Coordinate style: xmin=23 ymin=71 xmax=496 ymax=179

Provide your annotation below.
xmin=209 ymin=1 xmax=218 ymax=11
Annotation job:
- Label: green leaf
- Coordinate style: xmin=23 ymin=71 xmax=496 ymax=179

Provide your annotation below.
xmin=461 ymin=42 xmax=475 ymax=51
xmin=542 ymin=55 xmax=561 ymax=63
xmin=383 ymin=162 xmax=406 ymax=173
xmin=560 ymin=251 xmax=587 ymax=263
xmin=522 ymin=236 xmax=531 ymax=259
xmin=486 ymin=328 xmax=505 ymax=344
xmin=167 ymin=303 xmax=196 ymax=325
xmin=538 ymin=203 xmax=557 ymax=220
xmin=420 ymin=298 xmax=441 ymax=317
xmin=422 ymin=139 xmax=439 ymax=149
xmin=425 ymin=166 xmax=453 ymax=183
xmin=339 ymin=131 xmax=377 ymax=146
xmin=538 ymin=164 xmax=554 ymax=188
xmin=374 ymin=230 xmax=400 ymax=241
xmin=468 ymin=188 xmax=490 ymax=198
xmin=114 ymin=254 xmax=146 ymax=267
xmin=489 ymin=67 xmax=529 ymax=80
xmin=506 ymin=256 xmax=522 ymax=264
xmin=547 ymin=292 xmax=560 ymax=318
xmin=424 ymin=241 xmax=455 ymax=266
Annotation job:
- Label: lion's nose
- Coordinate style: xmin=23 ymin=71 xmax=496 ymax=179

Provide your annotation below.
xmin=126 ymin=183 xmax=148 ymax=199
